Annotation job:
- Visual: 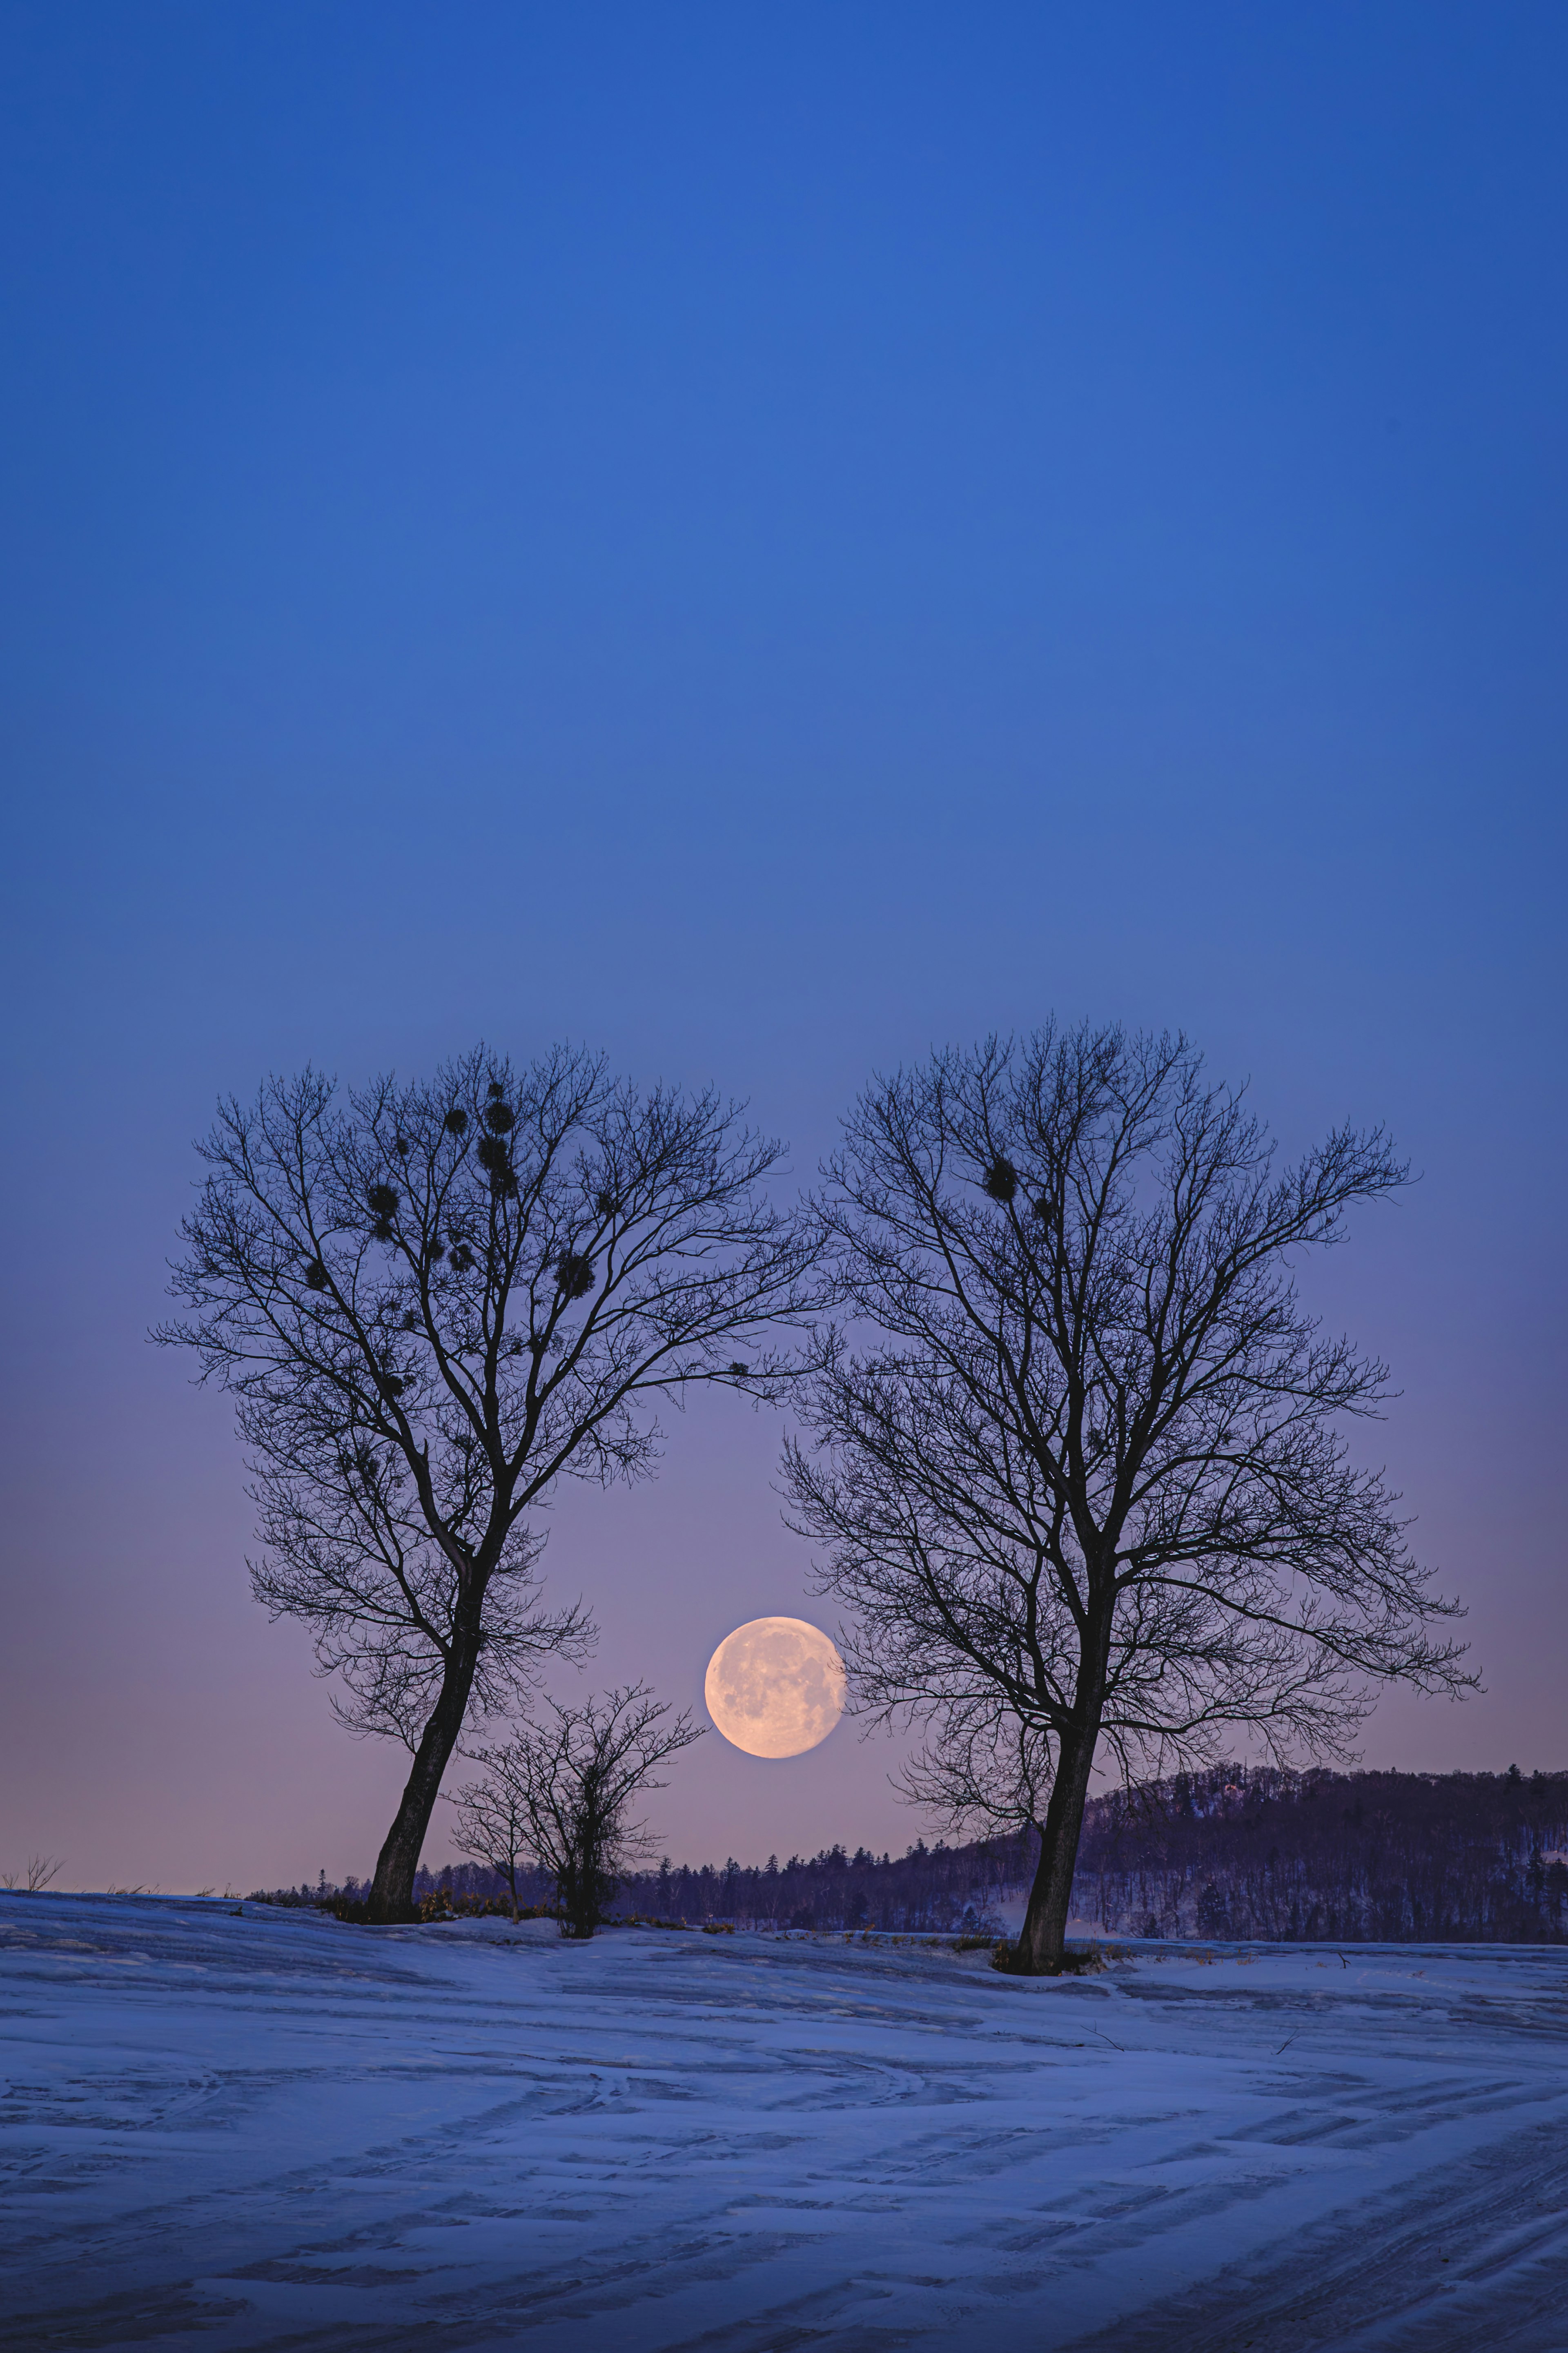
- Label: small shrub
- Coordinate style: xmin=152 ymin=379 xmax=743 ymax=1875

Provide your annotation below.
xmin=1 ymin=1854 xmax=65 ymax=1894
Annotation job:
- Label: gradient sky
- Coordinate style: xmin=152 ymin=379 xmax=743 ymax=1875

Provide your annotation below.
xmin=2 ymin=4 xmax=1564 ymax=1894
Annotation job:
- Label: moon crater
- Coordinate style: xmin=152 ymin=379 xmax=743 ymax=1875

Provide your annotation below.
xmin=704 ymin=1617 xmax=846 ymax=1759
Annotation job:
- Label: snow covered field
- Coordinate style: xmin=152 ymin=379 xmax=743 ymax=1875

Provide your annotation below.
xmin=3 ymin=1894 xmax=1566 ymax=2350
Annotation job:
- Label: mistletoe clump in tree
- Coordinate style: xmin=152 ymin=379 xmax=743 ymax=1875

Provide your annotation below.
xmin=161 ymin=1044 xmax=816 ymax=1920
xmin=784 ymin=1022 xmax=1474 ymax=1974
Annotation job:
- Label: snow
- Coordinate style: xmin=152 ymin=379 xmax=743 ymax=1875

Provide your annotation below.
xmin=4 ymin=1894 xmax=1568 ymax=2349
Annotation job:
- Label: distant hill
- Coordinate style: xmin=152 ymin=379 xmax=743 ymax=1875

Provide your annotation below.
xmin=259 ymin=1763 xmax=1568 ymax=1943
xmin=1072 ymin=1762 xmax=1568 ymax=1944
xmin=612 ymin=1763 xmax=1568 ymax=1941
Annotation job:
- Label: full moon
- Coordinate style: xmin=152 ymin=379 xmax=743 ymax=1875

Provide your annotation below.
xmin=703 ymin=1617 xmax=846 ymax=1759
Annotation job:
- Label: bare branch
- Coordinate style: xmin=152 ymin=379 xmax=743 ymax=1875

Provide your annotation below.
xmin=4 ymin=1855 xmax=67 ymax=1893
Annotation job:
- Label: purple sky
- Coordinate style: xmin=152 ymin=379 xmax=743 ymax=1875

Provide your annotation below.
xmin=1 ymin=4 xmax=1564 ymax=1892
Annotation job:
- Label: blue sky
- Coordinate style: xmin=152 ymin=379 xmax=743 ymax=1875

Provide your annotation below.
xmin=1 ymin=4 xmax=1563 ymax=1888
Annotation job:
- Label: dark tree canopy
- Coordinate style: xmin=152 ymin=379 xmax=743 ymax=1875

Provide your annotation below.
xmin=784 ymin=1022 xmax=1473 ymax=1972
xmin=160 ymin=1044 xmax=817 ymax=1917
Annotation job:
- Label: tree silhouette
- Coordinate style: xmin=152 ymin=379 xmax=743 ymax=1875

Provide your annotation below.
xmin=161 ymin=1044 xmax=816 ymax=1918
xmin=454 ymin=1686 xmax=702 ymax=1938
xmin=784 ymin=1023 xmax=1473 ymax=1972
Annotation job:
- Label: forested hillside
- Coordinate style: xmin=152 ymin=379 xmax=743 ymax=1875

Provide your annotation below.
xmin=1073 ymin=1764 xmax=1568 ymax=1943
xmin=258 ymin=1765 xmax=1568 ymax=1943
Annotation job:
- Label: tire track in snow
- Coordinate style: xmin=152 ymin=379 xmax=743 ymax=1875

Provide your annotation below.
xmin=5 ymin=1898 xmax=1568 ymax=2350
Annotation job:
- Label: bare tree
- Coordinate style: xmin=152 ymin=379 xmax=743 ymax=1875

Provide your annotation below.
xmin=446 ymin=1760 xmax=532 ymax=1918
xmin=784 ymin=1024 xmax=1474 ymax=1974
xmin=160 ymin=1045 xmax=816 ymax=1920
xmin=456 ymin=1687 xmax=703 ymax=1938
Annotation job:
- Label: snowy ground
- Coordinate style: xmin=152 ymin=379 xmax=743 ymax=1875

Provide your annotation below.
xmin=3 ymin=1895 xmax=1567 ymax=2351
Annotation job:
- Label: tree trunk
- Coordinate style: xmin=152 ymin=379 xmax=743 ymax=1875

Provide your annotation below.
xmin=368 ymin=1639 xmax=481 ymax=1921
xmin=1013 ymin=1717 xmax=1101 ymax=1973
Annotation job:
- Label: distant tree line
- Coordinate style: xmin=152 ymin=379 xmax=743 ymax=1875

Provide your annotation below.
xmin=616 ymin=1838 xmax=1019 ymax=1932
xmin=255 ymin=1765 xmax=1568 ymax=1943
xmin=1072 ymin=1762 xmax=1568 ymax=1944
xmin=249 ymin=1834 xmax=1024 ymax=1933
